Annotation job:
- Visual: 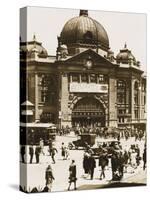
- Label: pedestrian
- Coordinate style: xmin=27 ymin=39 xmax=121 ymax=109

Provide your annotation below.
xmin=118 ymin=151 xmax=124 ymax=179
xmin=48 ymin=139 xmax=53 ymax=156
xmin=111 ymin=151 xmax=119 ymax=180
xmin=65 ymin=147 xmax=70 ymax=160
xmin=68 ymin=160 xmax=77 ymax=190
xmin=29 ymin=145 xmax=34 ymax=164
xmin=99 ymin=149 xmax=108 ymax=180
xmin=20 ymin=145 xmax=25 ymax=163
xmin=51 ymin=145 xmax=58 ymax=164
xmin=130 ymin=149 xmax=137 ymax=170
xmin=45 ymin=165 xmax=55 ymax=192
xmin=88 ymin=155 xmax=96 ymax=180
xmin=143 ymin=146 xmax=146 ymax=170
xmin=35 ymin=146 xmax=41 ymax=163
xmin=83 ymin=151 xmax=90 ymax=177
xmin=135 ymin=144 xmax=140 ymax=166
xmin=61 ymin=142 xmax=66 ymax=160
xmin=39 ymin=138 xmax=45 ymax=155
xmin=123 ymin=150 xmax=129 ymax=173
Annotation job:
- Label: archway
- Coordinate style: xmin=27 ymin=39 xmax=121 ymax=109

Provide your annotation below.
xmin=72 ymin=97 xmax=105 ymax=128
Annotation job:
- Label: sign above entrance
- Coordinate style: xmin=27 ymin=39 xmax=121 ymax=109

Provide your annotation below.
xmin=70 ymin=83 xmax=108 ymax=93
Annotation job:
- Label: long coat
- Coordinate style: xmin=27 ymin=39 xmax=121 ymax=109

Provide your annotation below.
xmin=88 ymin=156 xmax=96 ymax=170
xmin=29 ymin=146 xmax=34 ymax=155
xmin=69 ymin=164 xmax=77 ymax=183
xmin=45 ymin=167 xmax=54 ymax=187
xmin=99 ymin=153 xmax=108 ymax=168
xmin=83 ymin=153 xmax=90 ymax=173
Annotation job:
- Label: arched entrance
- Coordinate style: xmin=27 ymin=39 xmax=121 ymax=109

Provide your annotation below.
xmin=72 ymin=97 xmax=105 ymax=127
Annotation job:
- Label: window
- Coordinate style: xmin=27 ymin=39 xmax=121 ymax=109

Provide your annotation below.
xmin=117 ymin=80 xmax=126 ymax=104
xmin=144 ymin=95 xmax=146 ymax=105
xmin=81 ymin=74 xmax=88 ymax=82
xmin=118 ymin=109 xmax=125 ymax=114
xmin=117 ymin=93 xmax=125 ymax=104
xmin=38 ymin=74 xmax=56 ymax=105
xmin=40 ymin=112 xmax=55 ymax=123
xmin=134 ymin=81 xmax=139 ymax=106
xmin=98 ymin=74 xmax=104 ymax=83
xmin=90 ymin=74 xmax=96 ymax=83
xmin=83 ymin=31 xmax=93 ymax=40
xmin=118 ymin=117 xmax=125 ymax=123
xmin=72 ymin=74 xmax=79 ymax=82
xmin=117 ymin=80 xmax=126 ymax=88
xmin=134 ymin=110 xmax=138 ymax=119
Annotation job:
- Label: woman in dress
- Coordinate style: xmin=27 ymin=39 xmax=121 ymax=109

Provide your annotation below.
xmin=131 ymin=149 xmax=137 ymax=169
xmin=45 ymin=165 xmax=55 ymax=192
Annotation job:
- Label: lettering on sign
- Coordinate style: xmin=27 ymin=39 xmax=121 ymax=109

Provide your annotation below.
xmin=70 ymin=83 xmax=108 ymax=93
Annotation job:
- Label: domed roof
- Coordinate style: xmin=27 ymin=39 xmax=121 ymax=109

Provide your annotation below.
xmin=116 ymin=43 xmax=136 ymax=62
xmin=20 ymin=35 xmax=48 ymax=57
xmin=60 ymin=10 xmax=109 ymax=50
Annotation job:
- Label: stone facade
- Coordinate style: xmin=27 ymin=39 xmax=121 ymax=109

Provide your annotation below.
xmin=20 ymin=10 xmax=146 ymax=130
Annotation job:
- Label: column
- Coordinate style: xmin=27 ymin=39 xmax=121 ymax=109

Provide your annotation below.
xmin=88 ymin=74 xmax=90 ymax=83
xmin=60 ymin=73 xmax=71 ymax=128
xmin=138 ymin=81 xmax=142 ymax=121
xmin=79 ymin=74 xmax=82 ymax=83
xmin=131 ymin=79 xmax=135 ymax=125
xmin=108 ymin=76 xmax=117 ymax=127
xmin=34 ymin=72 xmax=39 ymax=122
xmin=70 ymin=74 xmax=72 ymax=83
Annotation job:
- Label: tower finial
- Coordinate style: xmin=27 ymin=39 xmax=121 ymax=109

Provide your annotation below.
xmin=33 ymin=33 xmax=36 ymax=42
xmin=79 ymin=10 xmax=88 ymax=16
xmin=124 ymin=42 xmax=127 ymax=49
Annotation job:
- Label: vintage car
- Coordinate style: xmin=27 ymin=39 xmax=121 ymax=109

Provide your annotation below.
xmin=68 ymin=134 xmax=96 ymax=150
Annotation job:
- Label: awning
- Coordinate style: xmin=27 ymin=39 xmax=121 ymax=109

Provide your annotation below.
xmin=21 ymin=100 xmax=34 ymax=106
xmin=21 ymin=110 xmax=33 ymax=115
xmin=20 ymin=122 xmax=56 ymax=128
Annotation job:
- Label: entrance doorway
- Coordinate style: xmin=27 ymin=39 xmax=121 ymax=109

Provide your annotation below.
xmin=72 ymin=97 xmax=105 ymax=127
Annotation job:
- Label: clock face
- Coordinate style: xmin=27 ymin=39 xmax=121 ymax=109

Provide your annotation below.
xmin=86 ymin=60 xmax=93 ymax=68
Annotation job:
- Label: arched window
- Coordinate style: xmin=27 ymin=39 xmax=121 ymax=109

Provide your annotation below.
xmin=117 ymin=80 xmax=126 ymax=104
xmin=38 ymin=74 xmax=56 ymax=105
xmin=134 ymin=81 xmax=139 ymax=105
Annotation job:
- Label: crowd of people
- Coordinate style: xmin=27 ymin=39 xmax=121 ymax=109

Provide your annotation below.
xmin=20 ymin=139 xmax=70 ymax=164
xmin=20 ymin=126 xmax=146 ymax=193
xmin=83 ymin=142 xmax=146 ymax=182
xmin=56 ymin=126 xmax=145 ymax=142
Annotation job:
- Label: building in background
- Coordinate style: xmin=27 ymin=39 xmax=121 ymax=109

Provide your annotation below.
xmin=20 ymin=10 xmax=146 ymax=130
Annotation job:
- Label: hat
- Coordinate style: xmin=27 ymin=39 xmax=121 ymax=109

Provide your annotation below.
xmin=47 ymin=165 xmax=52 ymax=169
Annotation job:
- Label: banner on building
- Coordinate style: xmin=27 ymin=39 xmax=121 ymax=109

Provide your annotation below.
xmin=70 ymin=83 xmax=108 ymax=93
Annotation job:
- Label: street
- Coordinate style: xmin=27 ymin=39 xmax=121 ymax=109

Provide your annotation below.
xmin=20 ymin=134 xmax=146 ymax=192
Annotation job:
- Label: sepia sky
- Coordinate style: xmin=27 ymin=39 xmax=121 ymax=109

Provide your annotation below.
xmin=22 ymin=6 xmax=146 ymax=72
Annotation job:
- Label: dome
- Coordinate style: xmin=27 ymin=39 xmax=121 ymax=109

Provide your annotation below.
xmin=60 ymin=10 xmax=109 ymax=50
xmin=20 ymin=35 xmax=48 ymax=57
xmin=116 ymin=44 xmax=136 ymax=62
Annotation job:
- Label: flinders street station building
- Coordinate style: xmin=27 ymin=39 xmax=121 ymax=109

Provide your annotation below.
xmin=20 ymin=10 xmax=146 ymax=131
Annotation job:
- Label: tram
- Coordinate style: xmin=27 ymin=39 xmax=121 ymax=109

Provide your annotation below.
xmin=20 ymin=122 xmax=56 ymax=145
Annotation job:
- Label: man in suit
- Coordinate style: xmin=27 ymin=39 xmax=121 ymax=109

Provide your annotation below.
xmin=51 ymin=145 xmax=58 ymax=164
xmin=29 ymin=145 xmax=34 ymax=164
xmin=20 ymin=145 xmax=25 ymax=163
xmin=89 ymin=155 xmax=96 ymax=180
xmin=35 ymin=146 xmax=41 ymax=163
